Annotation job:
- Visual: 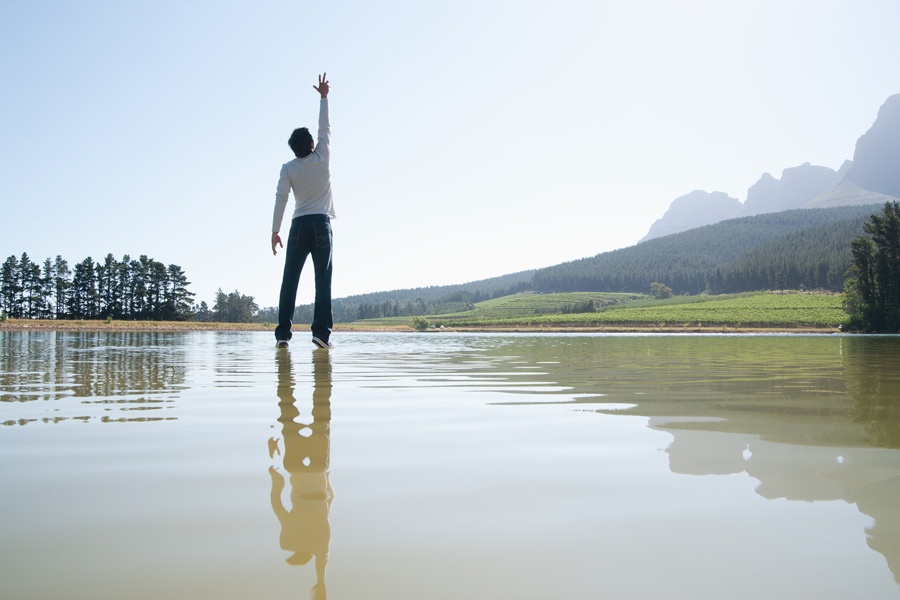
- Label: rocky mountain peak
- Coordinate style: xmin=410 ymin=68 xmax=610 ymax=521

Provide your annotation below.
xmin=639 ymin=93 xmax=900 ymax=242
xmin=639 ymin=190 xmax=741 ymax=243
xmin=739 ymin=163 xmax=842 ymax=217
xmin=846 ymin=93 xmax=900 ymax=197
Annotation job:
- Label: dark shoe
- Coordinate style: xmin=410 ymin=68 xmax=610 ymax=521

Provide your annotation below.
xmin=276 ymin=340 xmax=289 ymax=348
xmin=312 ymin=336 xmax=334 ymax=349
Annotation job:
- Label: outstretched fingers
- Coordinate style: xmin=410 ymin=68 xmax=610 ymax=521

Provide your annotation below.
xmin=313 ymin=72 xmax=330 ymax=97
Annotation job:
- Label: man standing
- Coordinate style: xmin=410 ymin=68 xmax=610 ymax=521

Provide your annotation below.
xmin=272 ymin=73 xmax=335 ymax=349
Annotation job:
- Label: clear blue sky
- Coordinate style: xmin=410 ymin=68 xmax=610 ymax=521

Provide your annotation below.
xmin=2 ymin=0 xmax=899 ymax=308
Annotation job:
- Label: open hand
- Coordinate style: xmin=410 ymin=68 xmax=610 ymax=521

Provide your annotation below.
xmin=313 ymin=72 xmax=329 ymax=98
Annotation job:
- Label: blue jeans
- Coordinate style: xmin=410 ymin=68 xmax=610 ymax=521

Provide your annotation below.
xmin=275 ymin=215 xmax=333 ymax=343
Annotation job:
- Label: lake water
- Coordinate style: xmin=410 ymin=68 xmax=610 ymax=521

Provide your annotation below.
xmin=1 ymin=331 xmax=899 ymax=599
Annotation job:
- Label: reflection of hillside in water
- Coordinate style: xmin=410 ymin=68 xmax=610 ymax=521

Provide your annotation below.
xmin=475 ymin=335 xmax=900 ymax=584
xmin=0 ymin=331 xmax=186 ymax=425
xmin=478 ymin=336 xmax=900 ymax=448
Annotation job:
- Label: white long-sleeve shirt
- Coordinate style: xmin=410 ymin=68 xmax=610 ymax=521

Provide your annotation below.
xmin=272 ymin=98 xmax=335 ymax=232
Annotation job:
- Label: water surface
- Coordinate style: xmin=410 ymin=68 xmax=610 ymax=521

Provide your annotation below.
xmin=1 ymin=331 xmax=899 ymax=599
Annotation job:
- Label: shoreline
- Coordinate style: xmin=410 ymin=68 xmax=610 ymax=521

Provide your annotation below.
xmin=0 ymin=319 xmax=840 ymax=334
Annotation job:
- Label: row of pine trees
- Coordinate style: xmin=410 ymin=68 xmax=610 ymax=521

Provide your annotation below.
xmin=1 ymin=253 xmax=195 ymax=321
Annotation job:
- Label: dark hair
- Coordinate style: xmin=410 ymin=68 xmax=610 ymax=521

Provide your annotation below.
xmin=288 ymin=127 xmax=314 ymax=158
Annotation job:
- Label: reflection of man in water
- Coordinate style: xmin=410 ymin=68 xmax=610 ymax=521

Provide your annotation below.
xmin=269 ymin=349 xmax=333 ymax=598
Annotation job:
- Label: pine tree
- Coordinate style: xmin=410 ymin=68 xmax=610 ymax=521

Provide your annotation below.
xmin=52 ymin=256 xmax=71 ymax=319
xmin=40 ymin=258 xmax=55 ymax=319
xmin=19 ymin=253 xmax=44 ymax=319
xmin=845 ymin=201 xmax=900 ymax=331
xmin=96 ymin=254 xmax=120 ymax=319
xmin=1 ymin=255 xmax=22 ymax=317
xmin=165 ymin=264 xmax=195 ymax=320
xmin=69 ymin=257 xmax=98 ymax=319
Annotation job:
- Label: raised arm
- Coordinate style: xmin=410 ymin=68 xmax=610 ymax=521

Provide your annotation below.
xmin=314 ymin=72 xmax=331 ymax=156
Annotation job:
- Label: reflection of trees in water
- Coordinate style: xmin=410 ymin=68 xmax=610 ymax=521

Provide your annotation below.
xmin=840 ymin=337 xmax=900 ymax=584
xmin=269 ymin=349 xmax=333 ymax=599
xmin=653 ymin=422 xmax=900 ymax=585
xmin=470 ymin=335 xmax=900 ymax=585
xmin=473 ymin=335 xmax=898 ymax=449
xmin=1 ymin=331 xmax=185 ymax=425
xmin=843 ymin=337 xmax=900 ymax=449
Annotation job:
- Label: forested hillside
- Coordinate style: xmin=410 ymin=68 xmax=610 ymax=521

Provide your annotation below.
xmin=345 ymin=269 xmax=536 ymax=306
xmin=532 ymin=205 xmax=881 ymax=295
xmin=300 ymin=204 xmax=881 ymax=322
xmin=259 ymin=269 xmax=536 ymax=323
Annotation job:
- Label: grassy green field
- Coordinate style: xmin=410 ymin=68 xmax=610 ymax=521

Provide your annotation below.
xmin=443 ymin=292 xmax=644 ymax=318
xmin=358 ymin=291 xmax=846 ymax=330
xmin=3 ymin=291 xmax=846 ymax=332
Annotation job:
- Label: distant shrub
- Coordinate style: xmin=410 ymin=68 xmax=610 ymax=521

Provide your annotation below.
xmin=650 ymin=282 xmax=674 ymax=299
xmin=412 ymin=316 xmax=429 ymax=331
